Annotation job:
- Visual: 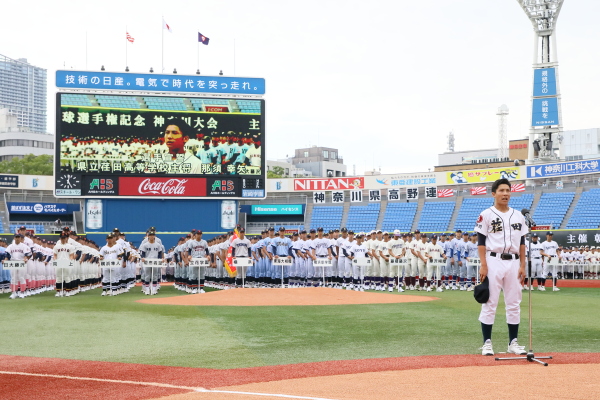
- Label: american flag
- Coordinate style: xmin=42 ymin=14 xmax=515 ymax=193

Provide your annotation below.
xmin=511 ymin=183 xmax=525 ymax=192
xmin=471 ymin=186 xmax=487 ymax=195
xmin=437 ymin=189 xmax=454 ymax=198
xmin=126 ymin=32 xmax=135 ymax=43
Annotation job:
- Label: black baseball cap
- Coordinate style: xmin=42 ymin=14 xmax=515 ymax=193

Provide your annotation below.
xmin=239 ymin=228 xmax=245 ymax=233
xmin=19 ymin=225 xmax=26 ymax=230
xmin=441 ymin=233 xmax=447 ymax=236
xmin=268 ymin=227 xmax=275 ymax=231
xmin=279 ymin=227 xmax=286 ymax=231
xmin=341 ymin=227 xmax=348 ymax=232
xmin=532 ymin=233 xmax=539 ymax=238
xmin=300 ymin=230 xmax=307 ymax=234
xmin=292 ymin=232 xmax=299 ymax=236
xmin=348 ymin=230 xmax=355 ymax=235
xmin=474 ymin=277 xmax=490 ymax=304
xmin=309 ymin=229 xmax=316 ymax=233
xmin=317 ymin=227 xmax=324 ymax=231
xmin=450 ymin=232 xmax=456 ymax=236
xmin=414 ymin=230 xmax=420 ymax=234
xmin=431 ymin=235 xmax=438 ymax=239
xmin=547 ymin=231 xmax=554 ymax=235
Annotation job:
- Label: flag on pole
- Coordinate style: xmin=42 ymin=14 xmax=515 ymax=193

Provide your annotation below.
xmin=198 ymin=32 xmax=210 ymax=45
xmin=126 ymin=32 xmax=135 ymax=43
xmin=163 ymin=18 xmax=172 ymax=33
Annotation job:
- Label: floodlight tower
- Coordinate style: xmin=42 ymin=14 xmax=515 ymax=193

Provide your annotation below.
xmin=497 ymin=104 xmax=509 ymax=160
xmin=518 ymin=0 xmax=564 ymax=162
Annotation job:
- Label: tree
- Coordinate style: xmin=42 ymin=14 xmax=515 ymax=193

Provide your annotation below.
xmin=267 ymin=166 xmax=286 ymax=179
xmin=0 ymin=154 xmax=53 ymax=175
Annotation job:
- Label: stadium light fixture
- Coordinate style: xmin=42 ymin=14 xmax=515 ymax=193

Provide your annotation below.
xmin=533 ymin=140 xmax=541 ymax=152
xmin=173 ymin=68 xmax=177 ymax=74
xmin=517 ymin=0 xmax=564 ymax=36
xmin=125 ymin=66 xmax=129 ymax=72
xmin=196 ymin=69 xmax=200 ymax=75
xmin=100 ymin=65 xmax=105 ymax=71
xmin=149 ymin=67 xmax=154 ymax=73
xmin=219 ymin=70 xmax=223 ymax=76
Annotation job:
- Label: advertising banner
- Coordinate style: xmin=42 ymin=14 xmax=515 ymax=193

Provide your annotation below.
xmin=56 ymin=70 xmax=266 ymax=95
xmin=527 ymin=159 xmax=600 ymax=179
xmin=251 ymin=205 xmax=303 ymax=215
xmin=293 ymin=177 xmax=364 ymax=191
xmin=446 ymin=166 xmax=521 ymax=185
xmin=8 ymin=202 xmax=78 ymax=214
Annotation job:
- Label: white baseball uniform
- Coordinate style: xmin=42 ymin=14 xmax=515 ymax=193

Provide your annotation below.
xmin=474 ymin=206 xmax=527 ymax=325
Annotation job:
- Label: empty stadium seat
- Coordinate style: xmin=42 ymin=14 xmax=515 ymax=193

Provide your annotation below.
xmin=532 ymin=192 xmax=574 ymax=229
xmin=381 ymin=203 xmax=417 ymax=233
xmin=310 ymin=206 xmax=343 ymax=231
xmin=346 ymin=203 xmax=381 ymax=233
xmin=566 ymin=188 xmax=600 ymax=229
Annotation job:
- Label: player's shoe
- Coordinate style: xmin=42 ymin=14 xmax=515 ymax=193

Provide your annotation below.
xmin=436 ymin=287 xmax=444 ymax=292
xmin=101 ymin=291 xmax=107 ymax=296
xmin=553 ymin=287 xmax=560 ymax=291
xmin=452 ymin=285 xmax=458 ymax=290
xmin=388 ymin=286 xmax=393 ymax=292
xmin=409 ymin=285 xmax=415 ymax=291
xmin=199 ymin=289 xmax=206 ymax=293
xmin=18 ymin=292 xmax=25 ymax=299
xmin=445 ymin=284 xmax=450 ymax=290
xmin=55 ymin=292 xmax=61 ymax=297
xmin=523 ymin=285 xmax=529 ymax=290
xmin=507 ymin=339 xmax=527 ymax=355
xmin=9 ymin=292 xmax=17 ymax=299
xmin=398 ymin=287 xmax=404 ymax=292
xmin=459 ymin=285 xmax=466 ymax=291
xmin=539 ymin=286 xmax=546 ymax=291
xmin=426 ymin=287 xmax=432 ymax=292
xmin=480 ymin=339 xmax=494 ymax=356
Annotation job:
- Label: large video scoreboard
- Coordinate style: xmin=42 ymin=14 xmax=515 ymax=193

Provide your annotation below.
xmin=54 ymin=71 xmax=266 ymax=199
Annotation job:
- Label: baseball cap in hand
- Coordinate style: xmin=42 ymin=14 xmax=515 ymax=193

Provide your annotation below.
xmin=474 ymin=277 xmax=490 ymax=304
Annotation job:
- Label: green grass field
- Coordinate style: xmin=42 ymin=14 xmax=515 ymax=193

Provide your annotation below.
xmin=1 ymin=287 xmax=599 ymax=369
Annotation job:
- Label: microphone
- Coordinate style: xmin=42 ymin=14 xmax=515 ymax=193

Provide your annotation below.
xmin=521 ymin=209 xmax=536 ymax=227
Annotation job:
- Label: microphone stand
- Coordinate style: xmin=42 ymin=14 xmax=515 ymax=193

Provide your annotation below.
xmin=495 ymin=215 xmax=552 ymax=366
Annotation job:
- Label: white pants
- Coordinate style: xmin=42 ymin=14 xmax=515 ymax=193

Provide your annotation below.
xmin=479 ymin=256 xmax=522 ymax=326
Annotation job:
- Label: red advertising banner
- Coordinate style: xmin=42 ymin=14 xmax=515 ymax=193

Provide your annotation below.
xmin=293 ymin=177 xmax=364 ymax=191
xmin=119 ymin=177 xmax=206 ymax=197
xmin=470 ymin=186 xmax=487 ymax=195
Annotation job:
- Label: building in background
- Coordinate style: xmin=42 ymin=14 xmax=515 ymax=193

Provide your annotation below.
xmin=0 ymin=54 xmax=47 ymax=133
xmin=435 ymin=139 xmax=529 ymax=172
xmin=0 ymin=109 xmax=53 ymax=161
xmin=558 ymin=128 xmax=600 ymax=161
xmin=292 ymin=146 xmax=346 ymax=177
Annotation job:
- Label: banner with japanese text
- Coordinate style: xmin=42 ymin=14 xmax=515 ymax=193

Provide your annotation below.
xmin=55 ymin=93 xmax=265 ymax=199
xmin=446 ymin=166 xmax=521 ymax=185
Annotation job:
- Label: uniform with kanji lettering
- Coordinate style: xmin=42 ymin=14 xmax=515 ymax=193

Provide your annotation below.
xmin=474 ymin=207 xmax=527 ymax=326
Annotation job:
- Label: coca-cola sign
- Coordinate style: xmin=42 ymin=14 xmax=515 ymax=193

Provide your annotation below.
xmin=119 ymin=177 xmax=206 ymax=197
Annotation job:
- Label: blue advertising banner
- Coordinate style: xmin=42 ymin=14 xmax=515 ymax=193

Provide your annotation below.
xmin=527 ymin=159 xmax=600 ymax=178
xmin=8 ymin=202 xmax=80 ymax=214
xmin=533 ymin=68 xmax=557 ymax=97
xmin=0 ymin=175 xmax=19 ymax=188
xmin=56 ymin=70 xmax=265 ymax=95
xmin=251 ymin=204 xmax=304 ymax=215
xmin=531 ymin=97 xmax=559 ymax=127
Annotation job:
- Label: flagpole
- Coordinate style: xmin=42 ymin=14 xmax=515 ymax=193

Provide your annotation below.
xmin=197 ymin=29 xmax=200 ymax=72
xmin=125 ymin=26 xmax=128 ymax=68
xmin=85 ymin=31 xmax=88 ymax=69
xmin=161 ymin=16 xmax=164 ymax=72
xmin=233 ymin=38 xmax=236 ymax=76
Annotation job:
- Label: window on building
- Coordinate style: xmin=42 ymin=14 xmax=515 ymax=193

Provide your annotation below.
xmin=331 ymin=152 xmax=336 ymax=159
xmin=304 ymin=151 xmax=309 ymax=157
xmin=323 ymin=150 xmax=329 ymax=159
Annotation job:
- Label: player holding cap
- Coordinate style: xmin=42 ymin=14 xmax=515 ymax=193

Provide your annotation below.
xmin=425 ymin=235 xmax=446 ymax=292
xmin=540 ymin=231 xmax=560 ymax=291
xmin=525 ymin=233 xmax=544 ymax=291
xmin=475 ymin=178 xmax=528 ymax=356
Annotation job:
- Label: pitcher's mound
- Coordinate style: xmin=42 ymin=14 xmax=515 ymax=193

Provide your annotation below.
xmin=137 ymin=288 xmax=439 ymax=306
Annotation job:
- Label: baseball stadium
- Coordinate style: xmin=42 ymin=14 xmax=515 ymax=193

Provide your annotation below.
xmin=3 ymin=1 xmax=600 ymax=399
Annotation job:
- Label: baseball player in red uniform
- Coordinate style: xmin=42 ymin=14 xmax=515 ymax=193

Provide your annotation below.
xmin=475 ymin=178 xmax=528 ymax=356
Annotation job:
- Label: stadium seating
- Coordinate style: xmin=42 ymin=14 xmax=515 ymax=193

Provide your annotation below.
xmin=345 ymin=203 xmax=381 ymax=233
xmin=381 ymin=203 xmax=417 ymax=233
xmin=60 ymin=94 xmax=93 ymax=107
xmin=143 ymin=97 xmax=187 ymax=111
xmin=274 ymin=225 xmax=305 ymax=233
xmin=236 ymin=100 xmax=261 ymax=113
xmin=565 ymin=188 xmax=600 ymax=229
xmin=453 ymin=194 xmax=534 ymax=232
xmin=532 ymin=192 xmax=575 ymax=229
xmin=416 ymin=201 xmax=455 ymax=233
xmin=9 ymin=224 xmax=45 ymax=234
xmin=310 ymin=206 xmax=343 ymax=232
xmin=96 ymin=95 xmax=142 ymax=109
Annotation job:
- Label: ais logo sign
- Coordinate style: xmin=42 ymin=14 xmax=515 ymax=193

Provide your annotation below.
xmin=90 ymin=179 xmax=114 ymax=190
xmin=84 ymin=177 xmax=118 ymax=195
xmin=209 ymin=179 xmax=237 ymax=196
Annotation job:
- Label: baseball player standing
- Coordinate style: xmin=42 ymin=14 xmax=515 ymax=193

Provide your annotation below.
xmin=475 ymin=178 xmax=528 ymax=356
xmin=525 ymin=233 xmax=544 ymax=291
xmin=540 ymin=232 xmax=560 ymax=291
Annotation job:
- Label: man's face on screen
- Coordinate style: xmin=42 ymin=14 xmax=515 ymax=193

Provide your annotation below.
xmin=164 ymin=125 xmax=187 ymax=153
